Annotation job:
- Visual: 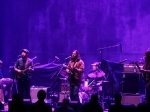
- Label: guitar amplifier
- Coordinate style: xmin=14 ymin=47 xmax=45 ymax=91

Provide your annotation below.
xmin=122 ymin=72 xmax=141 ymax=95
xmin=123 ymin=64 xmax=143 ymax=73
xmin=30 ymin=86 xmax=49 ymax=103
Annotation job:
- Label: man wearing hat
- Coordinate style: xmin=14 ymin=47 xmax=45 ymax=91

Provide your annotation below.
xmin=88 ymin=62 xmax=105 ymax=79
xmin=14 ymin=49 xmax=34 ymax=99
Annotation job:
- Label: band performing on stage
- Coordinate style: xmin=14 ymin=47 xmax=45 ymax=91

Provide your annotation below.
xmin=0 ymin=48 xmax=150 ymax=110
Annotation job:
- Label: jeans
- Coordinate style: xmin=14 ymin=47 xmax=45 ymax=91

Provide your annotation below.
xmin=17 ymin=79 xmax=31 ymax=99
xmin=70 ymin=85 xmax=79 ymax=102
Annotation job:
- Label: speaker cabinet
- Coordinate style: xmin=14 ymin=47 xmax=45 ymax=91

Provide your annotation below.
xmin=122 ymin=72 xmax=140 ymax=94
xmin=59 ymin=92 xmax=70 ymax=101
xmin=121 ymin=95 xmax=144 ymax=106
xmin=30 ymin=86 xmax=49 ymax=103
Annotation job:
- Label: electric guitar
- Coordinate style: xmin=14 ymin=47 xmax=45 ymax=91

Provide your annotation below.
xmin=16 ymin=63 xmax=40 ymax=79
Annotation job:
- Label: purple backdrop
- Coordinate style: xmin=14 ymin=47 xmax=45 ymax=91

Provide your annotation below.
xmin=0 ymin=0 xmax=150 ymax=77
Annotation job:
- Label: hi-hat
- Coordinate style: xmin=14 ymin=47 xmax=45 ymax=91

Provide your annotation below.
xmin=88 ymin=72 xmax=105 ymax=78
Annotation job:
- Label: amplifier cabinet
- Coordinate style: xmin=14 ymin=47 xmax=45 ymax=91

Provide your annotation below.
xmin=30 ymin=86 xmax=49 ymax=102
xmin=121 ymin=95 xmax=144 ymax=106
xmin=123 ymin=64 xmax=143 ymax=73
xmin=59 ymin=92 xmax=70 ymax=101
xmin=122 ymin=72 xmax=140 ymax=95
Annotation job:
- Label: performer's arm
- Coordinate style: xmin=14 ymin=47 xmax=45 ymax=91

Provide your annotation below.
xmin=75 ymin=60 xmax=84 ymax=74
xmin=140 ymin=69 xmax=150 ymax=73
xmin=14 ymin=60 xmax=22 ymax=73
xmin=28 ymin=61 xmax=34 ymax=72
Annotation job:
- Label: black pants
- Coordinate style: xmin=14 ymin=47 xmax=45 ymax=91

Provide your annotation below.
xmin=146 ymin=81 xmax=150 ymax=99
xmin=17 ymin=79 xmax=30 ymax=99
xmin=70 ymin=85 xmax=79 ymax=102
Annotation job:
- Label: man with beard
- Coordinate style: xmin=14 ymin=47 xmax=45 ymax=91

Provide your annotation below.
xmin=140 ymin=50 xmax=150 ymax=100
xmin=66 ymin=50 xmax=84 ymax=102
xmin=14 ymin=49 xmax=34 ymax=99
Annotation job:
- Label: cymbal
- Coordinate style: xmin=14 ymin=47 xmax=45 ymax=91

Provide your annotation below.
xmin=88 ymin=72 xmax=105 ymax=78
xmin=91 ymin=62 xmax=101 ymax=66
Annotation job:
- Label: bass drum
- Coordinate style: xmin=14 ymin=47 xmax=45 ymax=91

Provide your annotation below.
xmin=79 ymin=92 xmax=89 ymax=104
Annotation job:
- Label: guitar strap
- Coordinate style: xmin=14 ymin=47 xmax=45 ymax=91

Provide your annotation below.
xmin=25 ymin=58 xmax=29 ymax=69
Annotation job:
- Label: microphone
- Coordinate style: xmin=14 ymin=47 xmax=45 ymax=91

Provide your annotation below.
xmin=119 ymin=59 xmax=127 ymax=64
xmin=18 ymin=55 xmax=21 ymax=58
xmin=31 ymin=56 xmax=37 ymax=60
xmin=55 ymin=56 xmax=60 ymax=60
xmin=64 ymin=56 xmax=71 ymax=60
xmin=120 ymin=43 xmax=122 ymax=53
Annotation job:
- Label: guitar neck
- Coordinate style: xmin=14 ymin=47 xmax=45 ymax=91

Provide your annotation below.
xmin=135 ymin=62 xmax=141 ymax=70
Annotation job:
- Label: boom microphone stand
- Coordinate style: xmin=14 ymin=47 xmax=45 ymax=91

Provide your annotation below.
xmin=97 ymin=43 xmax=121 ymax=62
xmin=97 ymin=43 xmax=122 ymax=109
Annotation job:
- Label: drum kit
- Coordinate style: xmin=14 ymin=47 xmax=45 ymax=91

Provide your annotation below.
xmin=81 ymin=71 xmax=108 ymax=104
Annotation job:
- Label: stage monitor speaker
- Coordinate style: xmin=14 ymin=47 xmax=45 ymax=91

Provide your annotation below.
xmin=121 ymin=95 xmax=144 ymax=106
xmin=122 ymin=72 xmax=140 ymax=95
xmin=57 ymin=101 xmax=82 ymax=112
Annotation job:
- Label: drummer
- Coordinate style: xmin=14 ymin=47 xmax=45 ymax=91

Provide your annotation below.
xmin=87 ymin=62 xmax=105 ymax=85
xmin=89 ymin=62 xmax=105 ymax=77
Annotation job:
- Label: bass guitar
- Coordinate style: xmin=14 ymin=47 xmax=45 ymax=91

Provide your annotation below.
xmin=16 ymin=63 xmax=40 ymax=79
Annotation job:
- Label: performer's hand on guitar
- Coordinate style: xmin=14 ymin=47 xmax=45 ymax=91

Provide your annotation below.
xmin=28 ymin=66 xmax=33 ymax=71
xmin=140 ymin=69 xmax=145 ymax=73
xmin=17 ymin=69 xmax=22 ymax=73
xmin=66 ymin=69 xmax=70 ymax=74
xmin=140 ymin=69 xmax=150 ymax=73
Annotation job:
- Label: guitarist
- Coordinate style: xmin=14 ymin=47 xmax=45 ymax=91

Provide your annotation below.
xmin=14 ymin=49 xmax=34 ymax=99
xmin=140 ymin=50 xmax=150 ymax=100
xmin=66 ymin=50 xmax=84 ymax=102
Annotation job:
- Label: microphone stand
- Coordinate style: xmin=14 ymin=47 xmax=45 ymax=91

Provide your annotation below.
xmin=50 ymin=59 xmax=60 ymax=79
xmin=97 ymin=44 xmax=120 ymax=62
xmin=9 ymin=62 xmax=18 ymax=97
xmin=49 ymin=58 xmax=64 ymax=107
xmin=97 ymin=44 xmax=121 ymax=109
